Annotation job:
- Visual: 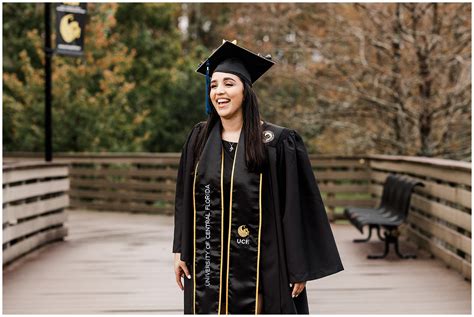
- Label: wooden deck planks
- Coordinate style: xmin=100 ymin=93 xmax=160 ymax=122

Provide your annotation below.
xmin=3 ymin=209 xmax=471 ymax=314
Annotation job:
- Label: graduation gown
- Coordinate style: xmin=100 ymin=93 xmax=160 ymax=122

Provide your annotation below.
xmin=173 ymin=121 xmax=344 ymax=314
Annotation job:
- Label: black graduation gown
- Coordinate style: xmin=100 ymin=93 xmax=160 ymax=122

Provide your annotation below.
xmin=173 ymin=121 xmax=344 ymax=314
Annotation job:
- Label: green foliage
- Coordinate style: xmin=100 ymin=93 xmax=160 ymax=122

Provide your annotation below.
xmin=3 ymin=3 xmax=207 ymax=153
xmin=114 ymin=3 xmax=206 ymax=152
xmin=4 ymin=4 xmax=139 ymax=152
xmin=3 ymin=3 xmax=43 ymax=73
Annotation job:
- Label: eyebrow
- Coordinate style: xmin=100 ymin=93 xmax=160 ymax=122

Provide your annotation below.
xmin=210 ymin=77 xmax=237 ymax=83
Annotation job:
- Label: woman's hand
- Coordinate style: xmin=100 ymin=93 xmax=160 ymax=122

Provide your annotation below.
xmin=290 ymin=281 xmax=306 ymax=298
xmin=174 ymin=253 xmax=191 ymax=290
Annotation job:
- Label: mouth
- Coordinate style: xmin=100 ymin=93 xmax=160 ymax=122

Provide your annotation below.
xmin=216 ymin=98 xmax=231 ymax=107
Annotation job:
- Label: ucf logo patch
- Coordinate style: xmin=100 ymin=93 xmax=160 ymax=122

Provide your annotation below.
xmin=237 ymin=225 xmax=250 ymax=245
xmin=238 ymin=225 xmax=249 ymax=237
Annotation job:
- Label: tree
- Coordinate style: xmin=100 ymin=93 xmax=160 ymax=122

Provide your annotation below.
xmin=4 ymin=3 xmax=470 ymax=160
xmin=4 ymin=3 xmax=138 ymax=152
xmin=207 ymin=3 xmax=471 ymax=160
xmin=114 ymin=3 xmax=206 ymax=152
xmin=314 ymin=3 xmax=471 ymax=159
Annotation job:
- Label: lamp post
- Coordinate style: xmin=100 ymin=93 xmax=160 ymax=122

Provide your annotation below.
xmin=44 ymin=3 xmax=52 ymax=162
xmin=43 ymin=3 xmax=87 ymax=161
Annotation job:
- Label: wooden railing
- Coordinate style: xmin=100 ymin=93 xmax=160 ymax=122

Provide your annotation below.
xmin=67 ymin=154 xmax=178 ymax=214
xmin=3 ymin=161 xmax=69 ymax=265
xmin=309 ymin=156 xmax=373 ymax=221
xmin=4 ymin=153 xmax=471 ymax=279
xmin=4 ymin=153 xmax=375 ymax=218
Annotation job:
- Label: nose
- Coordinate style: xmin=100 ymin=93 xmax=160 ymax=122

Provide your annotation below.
xmin=215 ymin=84 xmax=225 ymax=95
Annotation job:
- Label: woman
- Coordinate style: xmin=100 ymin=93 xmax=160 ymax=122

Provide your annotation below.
xmin=173 ymin=40 xmax=343 ymax=314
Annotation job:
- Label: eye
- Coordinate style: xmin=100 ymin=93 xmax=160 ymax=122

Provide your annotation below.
xmin=225 ymin=82 xmax=234 ymax=87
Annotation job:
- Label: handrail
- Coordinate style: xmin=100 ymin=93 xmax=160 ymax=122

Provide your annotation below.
xmin=3 ymin=161 xmax=69 ymax=265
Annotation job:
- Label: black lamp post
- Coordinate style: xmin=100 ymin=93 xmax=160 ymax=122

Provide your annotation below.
xmin=44 ymin=3 xmax=53 ymax=162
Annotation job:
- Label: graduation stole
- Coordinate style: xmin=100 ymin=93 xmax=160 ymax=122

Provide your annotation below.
xmin=193 ymin=122 xmax=262 ymax=314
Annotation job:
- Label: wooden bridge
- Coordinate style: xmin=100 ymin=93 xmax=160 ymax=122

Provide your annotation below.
xmin=3 ymin=154 xmax=471 ymax=314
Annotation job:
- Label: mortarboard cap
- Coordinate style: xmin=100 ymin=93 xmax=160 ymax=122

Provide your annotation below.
xmin=196 ymin=40 xmax=275 ymax=114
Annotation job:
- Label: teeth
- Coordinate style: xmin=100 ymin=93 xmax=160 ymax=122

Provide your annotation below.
xmin=217 ymin=98 xmax=230 ymax=104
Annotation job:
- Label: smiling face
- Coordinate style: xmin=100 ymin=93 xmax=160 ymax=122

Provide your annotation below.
xmin=210 ymin=72 xmax=245 ymax=120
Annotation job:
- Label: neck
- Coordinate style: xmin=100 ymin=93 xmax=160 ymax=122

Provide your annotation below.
xmin=219 ymin=114 xmax=264 ymax=142
xmin=221 ymin=114 xmax=243 ymax=133
xmin=220 ymin=113 xmax=243 ymax=142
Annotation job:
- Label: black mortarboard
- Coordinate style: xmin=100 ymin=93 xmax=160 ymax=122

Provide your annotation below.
xmin=196 ymin=40 xmax=275 ymax=114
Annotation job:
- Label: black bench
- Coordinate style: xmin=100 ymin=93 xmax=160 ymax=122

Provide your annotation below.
xmin=344 ymin=174 xmax=424 ymax=259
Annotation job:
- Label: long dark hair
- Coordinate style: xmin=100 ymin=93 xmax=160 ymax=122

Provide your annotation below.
xmin=193 ymin=76 xmax=266 ymax=173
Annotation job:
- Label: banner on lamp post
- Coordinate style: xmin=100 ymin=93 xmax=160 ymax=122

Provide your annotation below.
xmin=55 ymin=3 xmax=87 ymax=56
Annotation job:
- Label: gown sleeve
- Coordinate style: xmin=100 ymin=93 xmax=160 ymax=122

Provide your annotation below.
xmin=278 ymin=129 xmax=344 ymax=283
xmin=172 ymin=123 xmax=202 ymax=253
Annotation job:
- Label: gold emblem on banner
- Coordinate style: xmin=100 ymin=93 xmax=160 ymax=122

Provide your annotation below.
xmin=59 ymin=14 xmax=81 ymax=43
xmin=237 ymin=225 xmax=249 ymax=238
